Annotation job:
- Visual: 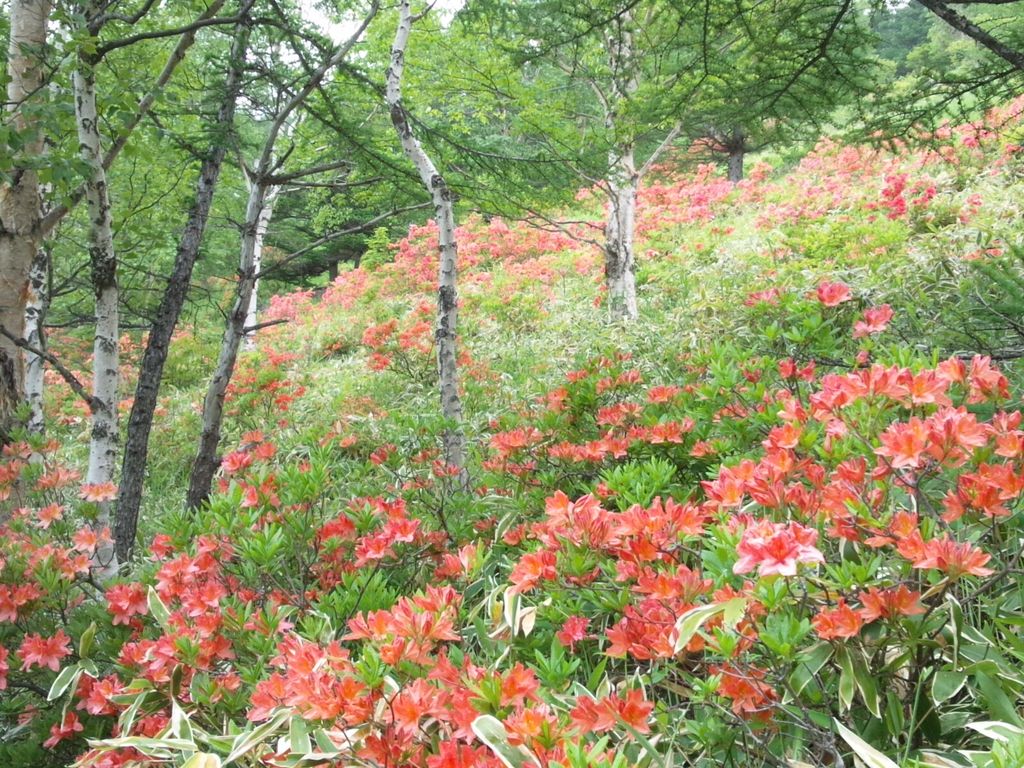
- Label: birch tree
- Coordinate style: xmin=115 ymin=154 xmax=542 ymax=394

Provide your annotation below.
xmin=72 ymin=0 xmax=123 ymax=577
xmin=0 ymin=0 xmax=51 ymax=440
xmin=243 ymin=184 xmax=277 ymax=351
xmin=458 ymin=1 xmax=696 ymax=322
xmin=25 ymin=219 xmax=50 ymax=435
xmin=386 ymin=0 xmax=468 ymax=478
xmin=186 ymin=0 xmax=380 ymax=511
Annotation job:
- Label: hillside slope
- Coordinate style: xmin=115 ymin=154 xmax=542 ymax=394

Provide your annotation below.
xmin=4 ymin=101 xmax=1024 ymax=767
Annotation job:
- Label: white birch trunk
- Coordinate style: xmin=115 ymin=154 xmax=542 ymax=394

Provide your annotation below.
xmin=243 ymin=188 xmax=277 ymax=351
xmin=0 ymin=0 xmax=51 ymax=436
xmin=74 ymin=52 xmax=118 ymax=578
xmin=602 ymin=12 xmax=640 ymax=322
xmin=24 ymin=244 xmax=49 ymax=434
xmin=605 ymin=146 xmax=639 ymax=321
xmin=386 ymin=0 xmax=466 ymax=479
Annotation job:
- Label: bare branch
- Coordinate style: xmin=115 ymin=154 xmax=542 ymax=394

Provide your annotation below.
xmin=0 ymin=327 xmax=97 ymax=411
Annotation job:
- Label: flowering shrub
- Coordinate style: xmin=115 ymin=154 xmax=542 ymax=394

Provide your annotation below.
xmin=4 ymin=101 xmax=1024 ymax=768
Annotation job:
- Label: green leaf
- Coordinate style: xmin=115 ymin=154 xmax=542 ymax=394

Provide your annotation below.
xmin=87 ymin=736 xmax=196 ymax=759
xmin=974 ymin=673 xmax=1024 ymax=726
xmin=78 ymin=622 xmax=97 ymax=659
xmin=47 ymin=663 xmax=82 ymax=701
xmin=289 ymin=715 xmax=311 ymax=754
xmin=171 ymin=700 xmax=194 ymax=742
xmin=836 ymin=646 xmax=855 ymax=712
xmin=181 ymin=754 xmax=222 ymax=768
xmin=965 ymin=720 xmax=1024 ymax=742
xmin=472 ymin=715 xmax=540 ymax=768
xmin=673 ymin=599 xmax=744 ymax=653
xmin=225 ymin=709 xmax=290 ymax=764
xmin=931 ymin=670 xmax=967 ymax=705
xmin=148 ymin=586 xmax=171 ymax=629
xmin=947 ymin=595 xmax=964 ymax=667
xmin=833 ymin=720 xmax=900 ymax=768
xmin=850 ymin=648 xmax=881 ymax=718
xmin=790 ymin=642 xmax=833 ymax=696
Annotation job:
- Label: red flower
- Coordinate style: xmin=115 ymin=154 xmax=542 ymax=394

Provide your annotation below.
xmin=571 ymin=689 xmax=653 ymax=734
xmin=713 ymin=663 xmax=778 ymax=720
xmin=858 ymin=585 xmax=925 ymax=622
xmin=220 ymin=451 xmax=253 ymax=475
xmin=815 ymin=281 xmax=852 ymax=307
xmin=106 ymin=583 xmax=148 ymax=626
xmin=19 ymin=630 xmax=71 ymax=671
xmin=853 ymin=304 xmax=894 ymax=338
xmin=907 ymin=536 xmax=994 ymax=578
xmin=509 ymin=550 xmax=558 ymax=594
xmin=43 ymin=711 xmax=83 ymax=749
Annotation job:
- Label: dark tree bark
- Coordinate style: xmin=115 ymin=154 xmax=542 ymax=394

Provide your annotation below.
xmin=114 ymin=11 xmax=252 ymax=562
xmin=728 ymin=144 xmax=745 ymax=183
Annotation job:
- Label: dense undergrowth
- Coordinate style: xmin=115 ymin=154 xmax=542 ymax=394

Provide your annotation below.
xmin=4 ymin=100 xmax=1024 ymax=767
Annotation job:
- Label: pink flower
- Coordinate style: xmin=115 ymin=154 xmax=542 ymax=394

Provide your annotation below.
xmin=815 ymin=281 xmax=852 ymax=307
xmin=556 ymin=616 xmax=590 ymax=650
xmin=733 ymin=520 xmax=824 ymax=577
xmin=853 ymin=305 xmax=894 ymax=338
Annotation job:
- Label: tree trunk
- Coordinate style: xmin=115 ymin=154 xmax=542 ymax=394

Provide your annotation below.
xmin=115 ymin=15 xmax=251 ymax=562
xmin=605 ymin=145 xmax=639 ymax=322
xmin=387 ymin=0 xmax=467 ymax=479
xmin=602 ymin=11 xmax=640 ymax=323
xmin=24 ymin=245 xmax=49 ymax=434
xmin=728 ymin=145 xmax=744 ymax=183
xmin=74 ymin=50 xmax=119 ymax=579
xmin=914 ymin=0 xmax=1024 ymax=73
xmin=0 ymin=0 xmax=51 ymax=440
xmin=186 ymin=180 xmax=268 ymax=510
xmin=724 ymin=126 xmax=746 ymax=183
xmin=185 ymin=0 xmax=377 ymax=510
xmin=243 ymin=188 xmax=276 ymax=351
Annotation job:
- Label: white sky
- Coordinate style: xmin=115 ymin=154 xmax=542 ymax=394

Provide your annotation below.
xmin=299 ymin=0 xmax=466 ymax=41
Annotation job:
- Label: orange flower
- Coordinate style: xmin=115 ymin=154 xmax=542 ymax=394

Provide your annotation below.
xmin=713 ymin=663 xmax=778 ymax=721
xmin=570 ymin=689 xmax=653 ymax=734
xmin=79 ymin=482 xmax=118 ymax=502
xmin=908 ymin=536 xmax=994 ymax=578
xmin=813 ymin=598 xmax=864 ymax=640
xmin=36 ymin=503 xmax=63 ymax=529
xmin=858 ymin=585 xmax=925 ymax=622
xmin=508 ymin=550 xmax=557 ymax=594
xmin=815 ymin=281 xmax=852 ymax=307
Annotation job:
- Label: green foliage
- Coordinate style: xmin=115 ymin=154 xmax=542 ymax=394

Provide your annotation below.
xmin=360 ymin=227 xmax=395 ymax=272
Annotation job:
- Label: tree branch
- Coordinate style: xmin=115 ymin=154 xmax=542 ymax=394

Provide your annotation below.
xmin=256 ymin=201 xmax=433 ymax=279
xmin=96 ymin=14 xmax=244 ymax=57
xmin=638 ymin=121 xmax=683 ymax=178
xmin=41 ymin=0 xmax=235 ymax=235
xmin=914 ymin=0 xmax=1024 ymax=71
xmin=0 ymin=327 xmax=97 ymax=411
